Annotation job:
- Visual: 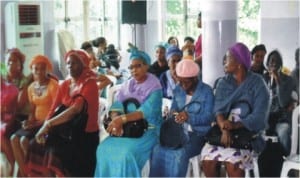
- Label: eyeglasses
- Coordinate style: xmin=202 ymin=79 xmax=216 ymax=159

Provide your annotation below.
xmin=128 ymin=63 xmax=144 ymax=70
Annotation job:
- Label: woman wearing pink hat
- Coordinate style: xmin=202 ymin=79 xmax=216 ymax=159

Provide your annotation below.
xmin=150 ymin=59 xmax=214 ymax=177
xmin=201 ymin=42 xmax=270 ymax=177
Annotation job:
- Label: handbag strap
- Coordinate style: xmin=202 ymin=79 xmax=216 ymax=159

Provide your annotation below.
xmin=179 ymin=100 xmax=202 ymax=113
xmin=122 ymin=98 xmax=141 ymax=114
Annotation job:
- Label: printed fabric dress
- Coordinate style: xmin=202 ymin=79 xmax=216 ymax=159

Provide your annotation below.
xmin=95 ymin=73 xmax=163 ymax=177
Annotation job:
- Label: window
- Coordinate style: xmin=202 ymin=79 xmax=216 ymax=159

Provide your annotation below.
xmin=54 ymin=0 xmax=120 ymax=48
xmin=163 ymin=0 xmax=202 ymax=47
xmin=237 ymin=0 xmax=260 ymax=49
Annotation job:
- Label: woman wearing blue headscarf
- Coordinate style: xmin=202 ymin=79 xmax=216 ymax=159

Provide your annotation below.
xmin=94 ymin=45 xmax=163 ymax=177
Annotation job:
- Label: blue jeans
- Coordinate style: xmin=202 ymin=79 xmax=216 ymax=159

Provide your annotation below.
xmin=149 ymin=132 xmax=205 ymax=177
xmin=276 ymin=122 xmax=291 ymax=155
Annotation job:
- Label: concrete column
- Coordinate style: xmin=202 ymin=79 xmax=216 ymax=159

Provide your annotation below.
xmin=260 ymin=0 xmax=299 ymax=69
xmin=202 ymin=1 xmax=238 ymax=87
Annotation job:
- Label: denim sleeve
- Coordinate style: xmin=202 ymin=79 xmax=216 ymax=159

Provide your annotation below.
xmin=187 ymin=85 xmax=214 ymax=126
xmin=277 ymin=75 xmax=295 ymax=108
xmin=240 ymin=79 xmax=270 ymax=132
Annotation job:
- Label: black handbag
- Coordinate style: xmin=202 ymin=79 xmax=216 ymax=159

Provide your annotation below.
xmin=47 ymin=95 xmax=88 ymax=142
xmin=205 ymin=100 xmax=258 ymax=149
xmin=160 ymin=101 xmax=201 ymax=149
xmin=205 ymin=124 xmax=258 ymax=149
xmin=103 ymin=98 xmax=148 ymax=138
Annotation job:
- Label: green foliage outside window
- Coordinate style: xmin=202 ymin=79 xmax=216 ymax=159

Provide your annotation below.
xmin=238 ymin=0 xmax=260 ymax=49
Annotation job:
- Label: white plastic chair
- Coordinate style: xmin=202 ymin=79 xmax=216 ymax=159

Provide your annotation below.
xmin=280 ymin=105 xmax=300 ymax=177
xmin=186 ymin=155 xmax=201 ymax=177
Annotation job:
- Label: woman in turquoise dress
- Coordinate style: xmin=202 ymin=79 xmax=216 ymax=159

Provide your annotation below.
xmin=94 ymin=47 xmax=163 ymax=177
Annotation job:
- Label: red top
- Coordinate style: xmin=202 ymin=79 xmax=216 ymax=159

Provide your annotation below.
xmin=195 ymin=34 xmax=202 ymax=58
xmin=47 ymin=69 xmax=99 ymax=132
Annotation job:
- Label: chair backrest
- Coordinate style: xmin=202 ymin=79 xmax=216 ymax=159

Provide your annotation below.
xmin=290 ymin=105 xmax=299 ymax=155
xmin=57 ymin=29 xmax=76 ymax=78
xmin=106 ymin=84 xmax=122 ymax=110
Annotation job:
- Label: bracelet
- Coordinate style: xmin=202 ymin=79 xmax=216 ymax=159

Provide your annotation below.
xmin=121 ymin=115 xmax=127 ymax=124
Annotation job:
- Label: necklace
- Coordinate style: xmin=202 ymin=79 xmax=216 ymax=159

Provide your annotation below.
xmin=34 ymin=82 xmax=47 ymax=97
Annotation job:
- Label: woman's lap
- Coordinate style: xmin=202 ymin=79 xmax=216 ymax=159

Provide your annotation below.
xmin=95 ymin=129 xmax=158 ymax=177
xmin=201 ymin=143 xmax=254 ymax=170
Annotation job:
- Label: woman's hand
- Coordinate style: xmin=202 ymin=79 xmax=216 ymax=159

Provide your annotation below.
xmin=35 ymin=121 xmax=51 ymax=145
xmin=107 ymin=117 xmax=124 ymax=137
xmin=174 ymin=111 xmax=188 ymax=124
xmin=219 ymin=119 xmax=234 ymax=131
xmin=22 ymin=119 xmax=35 ymax=129
xmin=23 ymin=119 xmax=43 ymax=130
xmin=220 ymin=129 xmax=232 ymax=147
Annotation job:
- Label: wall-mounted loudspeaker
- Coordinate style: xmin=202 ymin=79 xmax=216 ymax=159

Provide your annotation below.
xmin=121 ymin=0 xmax=146 ymax=24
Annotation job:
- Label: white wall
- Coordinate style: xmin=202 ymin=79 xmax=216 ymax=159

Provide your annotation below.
xmin=260 ymin=0 xmax=299 ymax=69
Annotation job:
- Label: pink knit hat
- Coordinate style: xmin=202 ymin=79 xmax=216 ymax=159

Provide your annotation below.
xmin=176 ymin=59 xmax=199 ymax=77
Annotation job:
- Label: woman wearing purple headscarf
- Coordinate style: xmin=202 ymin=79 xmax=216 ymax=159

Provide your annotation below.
xmin=94 ymin=46 xmax=163 ymax=177
xmin=201 ymin=42 xmax=270 ymax=177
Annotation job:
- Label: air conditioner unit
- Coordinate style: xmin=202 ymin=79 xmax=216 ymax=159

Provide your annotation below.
xmin=5 ymin=2 xmax=44 ymax=75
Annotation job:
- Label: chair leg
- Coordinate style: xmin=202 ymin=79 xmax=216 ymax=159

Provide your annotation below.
xmin=191 ymin=156 xmax=200 ymax=177
xmin=13 ymin=161 xmax=19 ymax=178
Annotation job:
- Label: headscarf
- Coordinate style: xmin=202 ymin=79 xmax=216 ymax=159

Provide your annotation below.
xmin=128 ymin=43 xmax=151 ymax=65
xmin=155 ymin=42 xmax=169 ymax=50
xmin=176 ymin=59 xmax=199 ymax=77
xmin=6 ymin=48 xmax=26 ymax=64
xmin=65 ymin=49 xmax=91 ymax=67
xmin=64 ymin=49 xmax=96 ymax=82
xmin=166 ymin=45 xmax=183 ymax=60
xmin=29 ymin=55 xmax=53 ymax=72
xmin=228 ymin=42 xmax=251 ymax=70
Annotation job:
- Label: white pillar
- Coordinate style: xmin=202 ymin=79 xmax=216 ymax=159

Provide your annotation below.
xmin=202 ymin=1 xmax=238 ymax=87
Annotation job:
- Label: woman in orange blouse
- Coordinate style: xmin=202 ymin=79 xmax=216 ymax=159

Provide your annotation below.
xmin=10 ymin=55 xmax=58 ymax=177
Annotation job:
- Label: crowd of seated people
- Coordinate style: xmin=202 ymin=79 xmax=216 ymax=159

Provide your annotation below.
xmin=1 ymin=34 xmax=299 ymax=177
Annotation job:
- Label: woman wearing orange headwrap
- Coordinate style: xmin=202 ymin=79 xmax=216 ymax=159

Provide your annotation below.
xmin=11 ymin=55 xmax=59 ymax=177
xmin=26 ymin=50 xmax=99 ymax=177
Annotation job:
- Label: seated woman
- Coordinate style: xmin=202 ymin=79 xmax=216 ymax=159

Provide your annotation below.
xmin=201 ymin=42 xmax=270 ymax=177
xmin=0 ymin=63 xmax=19 ymax=176
xmin=10 ymin=55 xmax=58 ymax=177
xmin=263 ymin=50 xmax=296 ymax=156
xmin=27 ymin=49 xmax=99 ymax=177
xmin=159 ymin=45 xmax=183 ymax=99
xmin=5 ymin=48 xmax=32 ymax=122
xmin=150 ymin=59 xmax=214 ymax=177
xmin=148 ymin=43 xmax=169 ymax=78
xmin=94 ymin=47 xmax=163 ymax=177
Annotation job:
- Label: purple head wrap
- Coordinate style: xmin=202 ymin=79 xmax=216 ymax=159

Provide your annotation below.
xmin=228 ymin=42 xmax=251 ymax=70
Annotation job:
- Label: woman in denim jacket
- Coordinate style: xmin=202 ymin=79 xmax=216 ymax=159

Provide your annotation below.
xmin=150 ymin=59 xmax=214 ymax=177
xmin=201 ymin=42 xmax=270 ymax=177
